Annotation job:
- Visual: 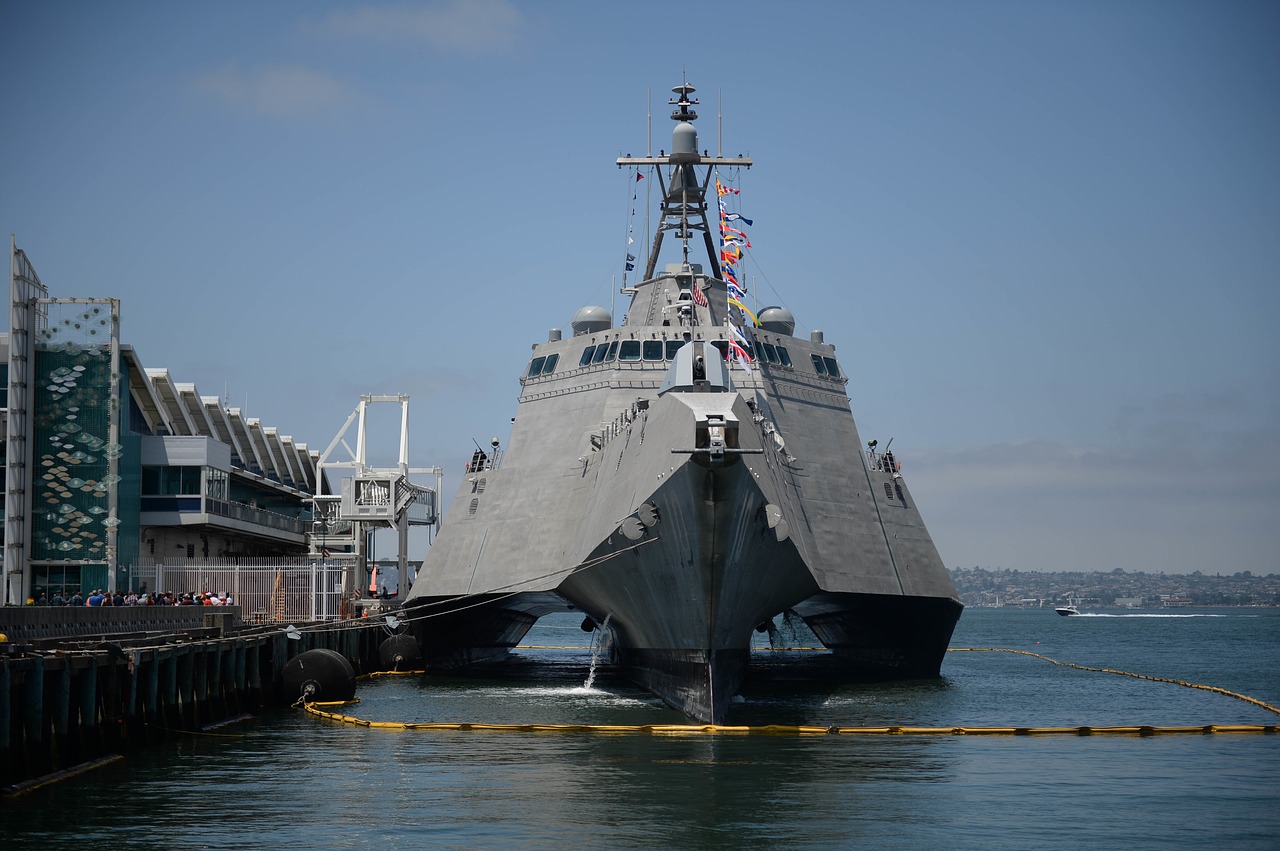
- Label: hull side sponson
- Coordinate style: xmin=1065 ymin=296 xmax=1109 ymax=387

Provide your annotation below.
xmin=792 ymin=591 xmax=963 ymax=676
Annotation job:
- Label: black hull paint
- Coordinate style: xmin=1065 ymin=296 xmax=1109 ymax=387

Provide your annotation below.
xmin=403 ymin=589 xmax=962 ymax=724
xmin=620 ymin=646 xmax=750 ymax=724
xmin=793 ymin=592 xmax=964 ymax=677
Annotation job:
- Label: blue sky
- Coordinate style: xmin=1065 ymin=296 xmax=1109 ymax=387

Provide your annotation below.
xmin=3 ymin=0 xmax=1277 ymax=574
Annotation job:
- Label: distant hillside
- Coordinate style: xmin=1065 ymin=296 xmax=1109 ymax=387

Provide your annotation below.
xmin=948 ymin=567 xmax=1279 ymax=608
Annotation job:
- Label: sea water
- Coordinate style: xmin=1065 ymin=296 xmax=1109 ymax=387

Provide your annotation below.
xmin=2 ymin=608 xmax=1277 ymax=849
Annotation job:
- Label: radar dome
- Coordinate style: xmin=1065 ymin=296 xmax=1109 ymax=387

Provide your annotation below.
xmin=672 ymin=121 xmax=698 ymax=155
xmin=571 ymin=306 xmax=612 ymax=335
xmin=757 ymin=306 xmax=796 ymax=336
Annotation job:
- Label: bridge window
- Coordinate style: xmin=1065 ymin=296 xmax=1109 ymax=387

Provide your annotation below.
xmin=776 ymin=346 xmax=793 ymax=367
xmin=711 ymin=340 xmax=728 ymax=360
xmin=811 ymin=354 xmax=828 ymax=375
xmin=579 ymin=346 xmax=596 ymax=367
xmin=643 ymin=340 xmax=664 ymax=361
xmin=527 ymin=356 xmax=546 ymax=378
xmin=762 ymin=343 xmax=780 ymax=365
xmin=540 ymin=353 xmax=559 ymax=375
xmin=604 ymin=341 xmax=619 ymax=361
xmin=591 ymin=344 xmax=609 ymax=365
xmin=665 ymin=339 xmax=686 ymax=359
xmin=823 ymin=356 xmax=841 ymax=378
xmin=619 ymin=340 xmax=641 ymax=361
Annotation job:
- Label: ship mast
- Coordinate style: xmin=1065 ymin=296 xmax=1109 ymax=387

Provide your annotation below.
xmin=617 ymin=82 xmax=752 ymax=286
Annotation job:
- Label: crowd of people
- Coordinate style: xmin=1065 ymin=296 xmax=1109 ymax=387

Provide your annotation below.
xmin=27 ymin=589 xmax=235 ymax=607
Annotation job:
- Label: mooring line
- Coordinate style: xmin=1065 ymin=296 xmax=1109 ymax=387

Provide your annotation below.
xmin=2 ymin=755 xmax=124 ymax=798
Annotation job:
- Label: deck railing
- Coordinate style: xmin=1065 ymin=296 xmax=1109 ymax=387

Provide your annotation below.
xmin=129 ymin=559 xmax=345 ymax=623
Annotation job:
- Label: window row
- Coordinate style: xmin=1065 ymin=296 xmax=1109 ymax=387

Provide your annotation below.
xmin=732 ymin=340 xmax=842 ymax=379
xmin=810 ymin=353 xmax=842 ymax=378
xmin=528 ymin=340 xmax=688 ymax=377
xmin=525 ymin=352 xmax=560 ymax=378
xmin=141 ymin=465 xmax=228 ymax=500
xmin=579 ymin=338 xmax=688 ymax=368
xmin=752 ymin=339 xmax=793 ymax=368
xmin=526 ymin=339 xmax=842 ymax=379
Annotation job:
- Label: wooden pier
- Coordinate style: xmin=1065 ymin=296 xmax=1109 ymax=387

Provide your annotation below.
xmin=0 ymin=606 xmax=388 ymax=791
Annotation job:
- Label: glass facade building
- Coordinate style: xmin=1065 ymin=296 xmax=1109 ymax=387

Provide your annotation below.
xmin=4 ymin=245 xmax=326 ymax=604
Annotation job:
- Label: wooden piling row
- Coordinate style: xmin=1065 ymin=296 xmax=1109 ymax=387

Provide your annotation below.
xmin=0 ymin=619 xmax=385 ymax=790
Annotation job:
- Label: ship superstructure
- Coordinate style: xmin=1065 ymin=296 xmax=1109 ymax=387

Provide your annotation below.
xmin=404 ymin=82 xmax=963 ymax=723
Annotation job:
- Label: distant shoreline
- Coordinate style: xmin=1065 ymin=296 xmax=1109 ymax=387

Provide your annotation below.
xmin=949 ymin=566 xmax=1279 ymax=609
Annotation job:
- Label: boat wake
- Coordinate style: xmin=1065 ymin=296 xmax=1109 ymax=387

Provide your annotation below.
xmin=1075 ymin=612 xmax=1226 ymax=618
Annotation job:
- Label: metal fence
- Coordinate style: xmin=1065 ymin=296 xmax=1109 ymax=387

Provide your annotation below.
xmin=129 ymin=558 xmax=346 ymax=623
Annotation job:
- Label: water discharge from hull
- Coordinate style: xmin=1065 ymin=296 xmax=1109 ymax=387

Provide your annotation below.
xmin=584 ymin=612 xmax=613 ymax=689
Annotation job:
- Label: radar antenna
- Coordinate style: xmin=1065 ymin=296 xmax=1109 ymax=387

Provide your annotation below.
xmin=616 ymin=80 xmax=752 ymax=284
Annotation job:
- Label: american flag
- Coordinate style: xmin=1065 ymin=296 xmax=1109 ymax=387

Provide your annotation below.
xmin=691 ymin=285 xmax=708 ymax=308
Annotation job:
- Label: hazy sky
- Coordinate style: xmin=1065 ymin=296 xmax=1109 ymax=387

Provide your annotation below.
xmin=3 ymin=1 xmax=1276 ymax=574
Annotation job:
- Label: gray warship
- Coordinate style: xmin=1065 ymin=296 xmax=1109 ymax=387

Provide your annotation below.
xmin=404 ymin=82 xmax=963 ymax=724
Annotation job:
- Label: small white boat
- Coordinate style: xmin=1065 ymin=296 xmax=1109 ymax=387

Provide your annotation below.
xmin=1055 ymin=605 xmax=1079 ymax=617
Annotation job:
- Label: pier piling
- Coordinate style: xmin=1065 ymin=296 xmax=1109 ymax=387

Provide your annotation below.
xmin=1 ymin=606 xmax=388 ymax=790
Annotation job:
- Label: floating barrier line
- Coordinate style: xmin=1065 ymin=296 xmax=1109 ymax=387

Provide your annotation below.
xmin=318 ymin=648 xmax=1280 ymax=734
xmin=301 ymin=702 xmax=1276 ymax=736
xmin=949 ymin=647 xmax=1280 ymax=716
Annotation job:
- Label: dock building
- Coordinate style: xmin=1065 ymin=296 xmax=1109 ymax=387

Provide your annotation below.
xmin=2 ymin=242 xmax=330 ymax=607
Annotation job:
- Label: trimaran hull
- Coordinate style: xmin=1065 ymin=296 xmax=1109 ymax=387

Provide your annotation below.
xmin=405 ymin=80 xmax=963 ymax=724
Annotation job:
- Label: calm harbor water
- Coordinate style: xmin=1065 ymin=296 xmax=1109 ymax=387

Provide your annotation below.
xmin=3 ymin=607 xmax=1278 ymax=849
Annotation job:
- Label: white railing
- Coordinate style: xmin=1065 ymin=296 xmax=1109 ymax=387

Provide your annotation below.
xmin=129 ymin=558 xmax=346 ymax=623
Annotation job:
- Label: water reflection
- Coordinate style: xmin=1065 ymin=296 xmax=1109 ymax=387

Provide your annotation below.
xmin=3 ymin=609 xmax=1277 ymax=850
xmin=298 ymin=672 xmax=963 ymax=848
